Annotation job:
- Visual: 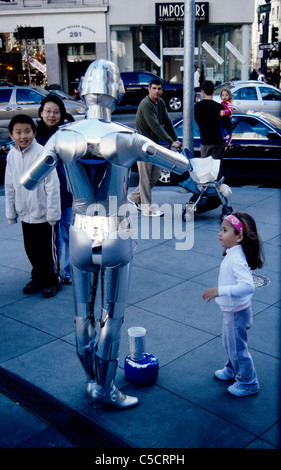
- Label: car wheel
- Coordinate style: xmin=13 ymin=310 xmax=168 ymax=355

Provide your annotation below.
xmin=220 ymin=205 xmax=233 ymax=221
xmin=167 ymin=96 xmax=182 ymax=111
xmin=182 ymin=207 xmax=193 ymax=222
xmin=158 ymin=169 xmax=171 ymax=184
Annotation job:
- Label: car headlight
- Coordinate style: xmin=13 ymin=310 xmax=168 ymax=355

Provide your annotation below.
xmin=75 ymin=107 xmax=85 ymax=114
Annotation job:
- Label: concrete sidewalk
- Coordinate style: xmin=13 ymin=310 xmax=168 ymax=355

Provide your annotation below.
xmin=0 ymin=184 xmax=280 ymax=450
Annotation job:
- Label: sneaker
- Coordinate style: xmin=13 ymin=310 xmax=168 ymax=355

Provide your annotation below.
xmin=142 ymin=209 xmax=164 ymax=217
xmin=215 ymin=368 xmax=235 ymax=381
xmin=227 ymin=382 xmax=259 ymax=397
xmin=23 ymin=280 xmax=43 ymax=294
xmin=127 ymin=194 xmax=141 ymax=211
xmin=43 ymin=278 xmax=62 ymax=298
xmin=63 ymin=275 xmax=72 ymax=285
xmin=142 ymin=205 xmax=164 ymax=217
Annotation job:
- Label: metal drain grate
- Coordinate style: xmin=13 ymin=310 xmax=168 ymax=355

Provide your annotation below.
xmin=0 ymin=366 xmax=132 ymax=448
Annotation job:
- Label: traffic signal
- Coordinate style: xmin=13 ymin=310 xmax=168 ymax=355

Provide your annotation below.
xmin=271 ymin=26 xmax=279 ymax=43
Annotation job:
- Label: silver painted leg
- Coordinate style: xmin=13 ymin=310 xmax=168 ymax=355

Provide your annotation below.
xmin=73 ymin=263 xmax=138 ymax=409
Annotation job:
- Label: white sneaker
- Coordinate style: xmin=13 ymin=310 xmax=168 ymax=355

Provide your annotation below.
xmin=142 ymin=204 xmax=164 ymax=217
xmin=228 ymin=382 xmax=259 ymax=397
xmin=215 ymin=368 xmax=235 ymax=381
xmin=142 ymin=208 xmax=164 ymax=217
xmin=127 ymin=194 xmax=141 ymax=211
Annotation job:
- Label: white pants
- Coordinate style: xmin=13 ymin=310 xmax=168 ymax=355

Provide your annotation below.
xmin=222 ymin=305 xmax=259 ymax=387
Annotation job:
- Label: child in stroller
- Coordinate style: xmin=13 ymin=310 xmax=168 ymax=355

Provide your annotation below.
xmin=179 ymin=149 xmax=233 ymax=222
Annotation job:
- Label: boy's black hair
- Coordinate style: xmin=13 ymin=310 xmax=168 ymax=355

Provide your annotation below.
xmin=201 ymin=80 xmax=214 ymax=96
xmin=9 ymin=114 xmax=36 ymax=134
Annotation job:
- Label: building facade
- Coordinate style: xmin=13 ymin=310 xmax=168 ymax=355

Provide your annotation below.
xmin=0 ymin=0 xmax=256 ymax=92
xmin=251 ymin=0 xmax=280 ymax=74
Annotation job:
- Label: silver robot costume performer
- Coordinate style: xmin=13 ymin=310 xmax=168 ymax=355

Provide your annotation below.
xmin=21 ymin=60 xmax=189 ymax=409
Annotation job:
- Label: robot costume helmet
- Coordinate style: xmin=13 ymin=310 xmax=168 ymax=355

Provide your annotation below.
xmin=80 ymin=59 xmax=125 ymax=113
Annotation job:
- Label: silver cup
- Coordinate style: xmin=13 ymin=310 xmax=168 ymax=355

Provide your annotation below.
xmin=128 ymin=326 xmax=146 ymax=361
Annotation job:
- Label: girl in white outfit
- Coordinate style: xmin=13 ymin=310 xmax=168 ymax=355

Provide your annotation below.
xmin=202 ymin=212 xmax=264 ymax=396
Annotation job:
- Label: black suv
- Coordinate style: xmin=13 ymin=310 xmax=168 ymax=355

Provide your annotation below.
xmin=118 ymin=71 xmax=183 ymax=112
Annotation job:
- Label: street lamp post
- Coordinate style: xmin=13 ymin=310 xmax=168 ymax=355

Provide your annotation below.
xmin=183 ymin=0 xmax=195 ymax=155
xmin=260 ymin=0 xmax=271 ymax=73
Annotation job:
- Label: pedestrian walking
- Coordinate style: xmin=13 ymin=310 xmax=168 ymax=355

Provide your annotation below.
xmin=257 ymin=68 xmax=266 ymax=82
xmin=5 ymin=114 xmax=61 ymax=298
xmin=202 ymin=212 xmax=264 ymax=396
xmin=194 ymin=66 xmax=200 ymax=92
xmin=127 ymin=78 xmax=182 ymax=217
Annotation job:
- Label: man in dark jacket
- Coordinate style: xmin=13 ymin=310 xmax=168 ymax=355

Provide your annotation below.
xmin=127 ymin=78 xmax=182 ymax=216
xmin=195 ymin=80 xmax=227 ymax=160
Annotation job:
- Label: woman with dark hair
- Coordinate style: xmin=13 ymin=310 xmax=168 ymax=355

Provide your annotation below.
xmin=36 ymin=93 xmax=74 ymax=285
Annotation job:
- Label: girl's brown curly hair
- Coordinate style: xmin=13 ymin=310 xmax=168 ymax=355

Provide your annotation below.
xmin=230 ymin=211 xmax=264 ymax=270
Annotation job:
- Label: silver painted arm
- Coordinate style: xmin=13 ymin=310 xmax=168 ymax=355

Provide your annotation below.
xmin=99 ymin=131 xmax=190 ymax=174
xmin=21 ymin=129 xmax=88 ymax=190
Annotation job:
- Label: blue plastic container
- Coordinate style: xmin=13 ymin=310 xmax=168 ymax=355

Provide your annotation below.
xmin=124 ymin=353 xmax=159 ymax=385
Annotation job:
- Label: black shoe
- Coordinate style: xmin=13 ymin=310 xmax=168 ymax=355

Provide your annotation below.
xmin=23 ymin=280 xmax=43 ymax=294
xmin=63 ymin=275 xmax=72 ymax=285
xmin=189 ymin=194 xmax=198 ymax=203
xmin=43 ymin=278 xmax=62 ymax=298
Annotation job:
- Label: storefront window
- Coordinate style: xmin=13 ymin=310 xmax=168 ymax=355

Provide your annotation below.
xmin=0 ymin=28 xmax=45 ymax=85
xmin=58 ymin=43 xmax=96 ymax=95
xmin=111 ymin=25 xmax=160 ymax=74
xmin=111 ymin=23 xmax=246 ymax=86
xmin=197 ymin=24 xmax=244 ymax=85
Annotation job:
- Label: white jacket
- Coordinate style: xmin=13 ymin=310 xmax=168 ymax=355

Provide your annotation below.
xmin=5 ymin=139 xmax=61 ymax=224
xmin=215 ymin=245 xmax=254 ymax=309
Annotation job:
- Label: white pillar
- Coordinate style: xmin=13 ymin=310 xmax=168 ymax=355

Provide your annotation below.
xmin=45 ymin=43 xmax=61 ymax=86
xmin=241 ymin=24 xmax=250 ymax=81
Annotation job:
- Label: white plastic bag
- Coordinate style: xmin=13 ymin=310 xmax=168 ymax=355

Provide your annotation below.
xmin=190 ymin=156 xmax=220 ymax=183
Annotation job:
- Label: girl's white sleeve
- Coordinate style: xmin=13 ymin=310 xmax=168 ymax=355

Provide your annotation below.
xmin=218 ymin=259 xmax=254 ymax=298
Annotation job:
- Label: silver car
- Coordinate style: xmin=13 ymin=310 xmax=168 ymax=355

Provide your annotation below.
xmin=213 ymin=81 xmax=281 ymax=118
xmin=0 ymin=85 xmax=86 ymax=129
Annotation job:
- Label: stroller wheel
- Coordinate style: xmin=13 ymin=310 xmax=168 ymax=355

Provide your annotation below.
xmin=221 ymin=206 xmax=233 ymax=221
xmin=182 ymin=208 xmax=192 ymax=222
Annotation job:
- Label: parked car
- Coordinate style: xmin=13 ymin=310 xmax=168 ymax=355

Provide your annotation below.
xmin=47 ymin=89 xmax=81 ymax=102
xmin=0 ymin=85 xmax=86 ymax=129
xmin=213 ymin=81 xmax=281 ymax=118
xmin=117 ymin=71 xmax=183 ymax=112
xmin=157 ymin=112 xmax=281 ymax=184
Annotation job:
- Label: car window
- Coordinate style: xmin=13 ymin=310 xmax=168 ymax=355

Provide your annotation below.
xmin=232 ymin=116 xmax=270 ymax=139
xmin=138 ymin=73 xmax=155 ymax=85
xmin=175 ymin=120 xmax=200 ymax=138
xmin=0 ymin=89 xmax=13 ymax=105
xmin=232 ymin=87 xmax=258 ymax=101
xmin=259 ymin=87 xmax=281 ymax=101
xmin=16 ymin=89 xmax=44 ymax=105
xmin=121 ymin=73 xmax=138 ymax=86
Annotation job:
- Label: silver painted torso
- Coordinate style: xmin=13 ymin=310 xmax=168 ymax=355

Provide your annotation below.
xmin=59 ymin=118 xmax=134 ymax=214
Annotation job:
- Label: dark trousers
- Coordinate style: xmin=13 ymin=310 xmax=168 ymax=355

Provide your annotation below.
xmin=22 ymin=221 xmax=59 ymax=287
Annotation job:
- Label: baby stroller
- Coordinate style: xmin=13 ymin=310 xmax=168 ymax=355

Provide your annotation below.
xmin=180 ymin=149 xmax=233 ymax=222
